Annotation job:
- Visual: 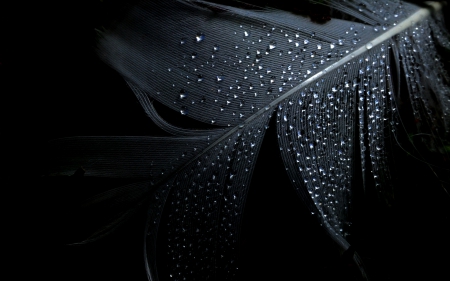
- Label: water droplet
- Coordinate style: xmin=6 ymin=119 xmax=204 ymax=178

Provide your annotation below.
xmin=358 ymin=3 xmax=366 ymax=12
xmin=269 ymin=40 xmax=277 ymax=49
xmin=197 ymin=74 xmax=203 ymax=82
xmin=191 ymin=52 xmax=197 ymax=59
xmin=304 ymin=39 xmax=309 ymax=45
xmin=373 ymin=23 xmax=381 ymax=32
xmin=179 ymin=89 xmax=188 ymax=99
xmin=366 ymin=43 xmax=373 ymax=49
xmin=317 ymin=44 xmax=322 ymax=50
xmin=244 ymin=30 xmax=250 ymax=37
xmin=216 ymin=74 xmax=223 ymax=82
xmin=330 ymin=43 xmax=335 ymax=49
xmin=213 ymin=44 xmax=220 ymax=52
xmin=180 ymin=106 xmax=188 ymax=115
xmin=180 ymin=38 xmax=186 ymax=45
xmin=196 ymin=32 xmax=205 ymax=42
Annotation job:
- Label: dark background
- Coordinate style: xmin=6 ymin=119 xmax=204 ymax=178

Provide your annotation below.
xmin=6 ymin=1 xmax=450 ymax=280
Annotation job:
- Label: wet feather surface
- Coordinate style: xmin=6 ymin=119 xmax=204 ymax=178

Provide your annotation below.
xmin=41 ymin=1 xmax=450 ymax=280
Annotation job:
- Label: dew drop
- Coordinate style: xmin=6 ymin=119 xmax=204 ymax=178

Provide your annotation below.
xmin=179 ymin=89 xmax=188 ymax=99
xmin=196 ymin=32 xmax=205 ymax=42
xmin=358 ymin=3 xmax=366 ymax=12
xmin=269 ymin=40 xmax=277 ymax=49
xmin=373 ymin=23 xmax=381 ymax=32
xmin=180 ymin=106 xmax=188 ymax=115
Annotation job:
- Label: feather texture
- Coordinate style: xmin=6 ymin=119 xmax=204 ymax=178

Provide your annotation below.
xmin=48 ymin=1 xmax=450 ymax=280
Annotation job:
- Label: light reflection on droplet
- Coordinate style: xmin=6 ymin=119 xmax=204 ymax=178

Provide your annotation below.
xmin=179 ymin=89 xmax=188 ymax=99
xmin=269 ymin=40 xmax=277 ymax=49
xmin=195 ymin=32 xmax=205 ymax=42
xmin=180 ymin=106 xmax=188 ymax=115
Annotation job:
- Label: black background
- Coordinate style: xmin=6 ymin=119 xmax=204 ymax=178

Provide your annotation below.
xmin=6 ymin=1 xmax=450 ymax=280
